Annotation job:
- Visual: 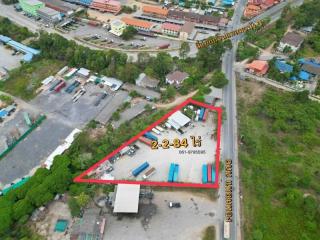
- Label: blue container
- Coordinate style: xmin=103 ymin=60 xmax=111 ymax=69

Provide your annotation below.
xmin=173 ymin=164 xmax=179 ymax=182
xmin=144 ymin=132 xmax=158 ymax=141
xmin=202 ymin=164 xmax=207 ymax=183
xmin=132 ymin=162 xmax=149 ymax=177
xmin=168 ymin=163 xmax=175 ymax=182
xmin=199 ymin=108 xmax=205 ymax=121
xmin=212 ymin=165 xmax=216 ymax=183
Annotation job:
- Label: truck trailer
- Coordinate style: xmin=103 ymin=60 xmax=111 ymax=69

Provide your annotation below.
xmin=202 ymin=164 xmax=207 ymax=183
xmin=207 ymin=164 xmax=212 ymax=183
xmin=224 ymin=221 xmax=230 ymax=239
xmin=173 ymin=164 xmax=179 ymax=182
xmin=168 ymin=163 xmax=175 ymax=182
xmin=132 ymin=162 xmax=149 ymax=177
xmin=212 ymin=165 xmax=216 ymax=183
xmin=199 ymin=108 xmax=205 ymax=121
xmin=152 ymin=128 xmax=161 ymax=135
xmin=139 ymin=136 xmax=152 ymax=146
xmin=54 ymin=81 xmax=66 ymax=92
xmin=144 ymin=132 xmax=158 ymax=141
xmin=143 ymin=167 xmax=156 ymax=180
xmin=49 ymin=79 xmax=62 ymax=91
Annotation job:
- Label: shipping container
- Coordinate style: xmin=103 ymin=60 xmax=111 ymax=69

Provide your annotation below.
xmin=158 ymin=43 xmax=170 ymax=49
xmin=23 ymin=112 xmax=32 ymax=127
xmin=49 ymin=79 xmax=62 ymax=91
xmin=207 ymin=164 xmax=212 ymax=183
xmin=212 ymin=165 xmax=216 ymax=183
xmin=202 ymin=109 xmax=208 ymax=122
xmin=155 ymin=126 xmax=164 ymax=132
xmin=139 ymin=136 xmax=152 ymax=146
xmin=165 ymin=122 xmax=172 ymax=129
xmin=132 ymin=162 xmax=149 ymax=177
xmin=144 ymin=132 xmax=158 ymax=141
xmin=168 ymin=163 xmax=175 ymax=182
xmin=202 ymin=164 xmax=207 ymax=183
xmin=143 ymin=167 xmax=156 ymax=180
xmin=224 ymin=221 xmax=230 ymax=239
xmin=152 ymin=128 xmax=161 ymax=135
xmin=173 ymin=164 xmax=179 ymax=182
xmin=54 ymin=81 xmax=66 ymax=92
xmin=199 ymin=108 xmax=205 ymax=121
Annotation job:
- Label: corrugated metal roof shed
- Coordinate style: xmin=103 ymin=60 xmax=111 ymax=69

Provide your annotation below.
xmin=113 ymin=184 xmax=140 ymax=213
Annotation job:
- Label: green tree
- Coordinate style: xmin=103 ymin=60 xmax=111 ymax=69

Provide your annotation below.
xmin=153 ymin=52 xmax=173 ymax=80
xmin=121 ymin=26 xmax=138 ymax=40
xmin=161 ymin=85 xmax=176 ymax=100
xmin=211 ymin=71 xmax=228 ymax=88
xmin=68 ymin=197 xmax=81 ymax=217
xmin=12 ymin=199 xmax=33 ymax=221
xmin=0 ymin=198 xmax=13 ymax=236
xmin=179 ymin=42 xmax=190 ymax=59
xmin=76 ymin=192 xmax=90 ymax=209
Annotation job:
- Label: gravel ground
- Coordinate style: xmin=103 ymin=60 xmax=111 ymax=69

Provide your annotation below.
xmin=102 ymin=111 xmax=217 ymax=184
xmin=0 ymin=45 xmax=21 ymax=70
xmin=104 ymin=191 xmax=220 ymax=240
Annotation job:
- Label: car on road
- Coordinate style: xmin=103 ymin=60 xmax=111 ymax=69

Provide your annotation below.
xmin=168 ymin=202 xmax=181 ymax=208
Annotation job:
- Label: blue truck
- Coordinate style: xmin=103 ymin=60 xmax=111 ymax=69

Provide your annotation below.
xmin=202 ymin=164 xmax=208 ymax=183
xmin=173 ymin=164 xmax=179 ymax=182
xmin=168 ymin=163 xmax=175 ymax=182
xmin=65 ymin=80 xmax=80 ymax=93
xmin=132 ymin=162 xmax=149 ymax=177
xmin=144 ymin=132 xmax=158 ymax=141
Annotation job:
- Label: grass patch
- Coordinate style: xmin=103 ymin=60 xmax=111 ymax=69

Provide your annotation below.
xmin=0 ymin=59 xmax=65 ymax=100
xmin=202 ymin=225 xmax=216 ymax=240
xmin=238 ymin=80 xmax=320 ymax=240
xmin=236 ymin=41 xmax=260 ymax=62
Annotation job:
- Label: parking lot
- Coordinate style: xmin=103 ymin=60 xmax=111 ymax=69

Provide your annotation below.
xmin=31 ymin=75 xmax=128 ymax=127
xmin=0 ymin=45 xmax=21 ymax=70
xmin=104 ymin=191 xmax=219 ymax=240
xmin=98 ymin=110 xmax=217 ymax=184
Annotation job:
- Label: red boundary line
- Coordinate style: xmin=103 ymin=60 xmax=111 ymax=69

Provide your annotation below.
xmin=74 ymin=98 xmax=222 ymax=189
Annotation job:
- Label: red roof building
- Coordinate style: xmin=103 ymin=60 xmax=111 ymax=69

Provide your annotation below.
xmin=142 ymin=5 xmax=168 ymax=18
xmin=246 ymin=60 xmax=269 ymax=75
xmin=90 ymin=0 xmax=121 ymax=15
xmin=162 ymin=22 xmax=181 ymax=37
xmin=121 ymin=17 xmax=154 ymax=31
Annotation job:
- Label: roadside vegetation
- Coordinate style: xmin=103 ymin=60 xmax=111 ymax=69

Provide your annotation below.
xmin=236 ymin=41 xmax=260 ymax=62
xmin=0 ymin=59 xmax=65 ymax=100
xmin=0 ymin=17 xmax=35 ymax=41
xmin=202 ymin=225 xmax=216 ymax=240
xmin=0 ymin=107 xmax=168 ymax=239
xmin=238 ymin=80 xmax=320 ymax=240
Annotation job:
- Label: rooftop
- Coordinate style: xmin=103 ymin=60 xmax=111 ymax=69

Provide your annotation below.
xmin=121 ymin=17 xmax=153 ymax=29
xmin=113 ymin=184 xmax=140 ymax=213
xmin=166 ymin=70 xmax=189 ymax=83
xmin=37 ymin=6 xmax=60 ymax=15
xmin=142 ymin=5 xmax=168 ymax=16
xmin=180 ymin=21 xmax=195 ymax=34
xmin=281 ymin=32 xmax=304 ymax=47
xmin=162 ymin=22 xmax=181 ymax=32
xmin=246 ymin=60 xmax=269 ymax=74
xmin=275 ymin=60 xmax=293 ymax=73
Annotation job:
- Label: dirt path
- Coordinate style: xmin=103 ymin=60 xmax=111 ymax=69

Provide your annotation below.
xmin=155 ymin=90 xmax=198 ymax=109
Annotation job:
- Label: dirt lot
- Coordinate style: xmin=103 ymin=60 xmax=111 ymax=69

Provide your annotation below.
xmin=104 ymin=191 xmax=220 ymax=240
xmin=35 ymin=201 xmax=73 ymax=240
xmin=99 ymin=110 xmax=217 ymax=184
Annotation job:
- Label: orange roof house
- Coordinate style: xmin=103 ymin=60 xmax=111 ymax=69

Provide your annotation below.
xmin=121 ymin=17 xmax=154 ymax=31
xmin=246 ymin=60 xmax=269 ymax=75
xmin=142 ymin=5 xmax=168 ymax=17
xmin=244 ymin=4 xmax=262 ymax=18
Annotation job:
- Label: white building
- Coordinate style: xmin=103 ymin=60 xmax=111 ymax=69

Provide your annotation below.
xmin=167 ymin=110 xmax=191 ymax=130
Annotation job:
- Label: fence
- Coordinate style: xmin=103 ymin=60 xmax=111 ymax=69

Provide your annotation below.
xmin=0 ymin=115 xmax=46 ymax=160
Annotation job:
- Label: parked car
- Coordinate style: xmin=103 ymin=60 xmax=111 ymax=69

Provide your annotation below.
xmin=168 ymin=202 xmax=181 ymax=208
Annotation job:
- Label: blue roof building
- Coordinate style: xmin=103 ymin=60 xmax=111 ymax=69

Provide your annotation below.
xmin=0 ymin=35 xmax=40 ymax=62
xmin=0 ymin=109 xmax=8 ymax=119
xmin=298 ymin=71 xmax=310 ymax=81
xmin=275 ymin=60 xmax=293 ymax=73
xmin=223 ymin=0 xmax=234 ymax=5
